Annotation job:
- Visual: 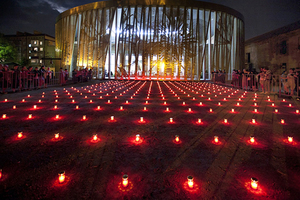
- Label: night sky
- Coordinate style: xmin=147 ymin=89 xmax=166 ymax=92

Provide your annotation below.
xmin=0 ymin=0 xmax=299 ymax=40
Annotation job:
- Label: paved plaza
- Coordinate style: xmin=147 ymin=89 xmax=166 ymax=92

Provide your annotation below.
xmin=0 ymin=80 xmax=299 ymax=199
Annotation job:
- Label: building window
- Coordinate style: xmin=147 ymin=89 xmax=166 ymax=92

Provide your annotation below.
xmin=29 ymin=56 xmax=31 ymax=59
xmin=34 ymin=40 xmax=37 ymax=45
xmin=280 ymin=40 xmax=287 ymax=54
xmin=40 ymin=47 xmax=43 ymax=51
xmin=34 ymin=47 xmax=38 ymax=52
xmin=29 ymin=50 xmax=31 ymax=53
xmin=40 ymin=60 xmax=43 ymax=64
xmin=31 ymin=59 xmax=38 ymax=64
xmin=40 ymin=41 xmax=43 ymax=45
xmin=29 ymin=44 xmax=31 ymax=47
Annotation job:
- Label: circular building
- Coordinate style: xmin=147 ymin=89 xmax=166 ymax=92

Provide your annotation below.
xmin=55 ymin=0 xmax=244 ymax=80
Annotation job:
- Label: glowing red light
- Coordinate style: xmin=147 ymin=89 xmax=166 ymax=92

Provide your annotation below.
xmin=250 ymin=136 xmax=255 ymax=143
xmin=288 ymin=136 xmax=293 ymax=143
xmin=13 ymin=105 xmax=16 ymax=109
xmin=17 ymin=132 xmax=23 ymax=138
xmin=175 ymin=135 xmax=180 ymax=143
xmin=281 ymin=119 xmax=284 ymax=124
xmin=135 ymin=134 xmax=140 ymax=142
xmin=28 ymin=114 xmax=32 ymax=119
xmin=58 ymin=171 xmax=65 ymax=184
xmin=187 ymin=176 xmax=194 ymax=188
xmin=251 ymin=177 xmax=258 ymax=190
xmin=122 ymin=174 xmax=129 ymax=187
xmin=55 ymin=133 xmax=59 ymax=139
xmin=214 ymin=136 xmax=219 ymax=143
xmin=82 ymin=115 xmax=87 ymax=120
xmin=2 ymin=114 xmax=6 ymax=119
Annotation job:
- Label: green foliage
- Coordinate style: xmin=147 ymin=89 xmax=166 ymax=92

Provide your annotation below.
xmin=0 ymin=34 xmax=17 ymax=63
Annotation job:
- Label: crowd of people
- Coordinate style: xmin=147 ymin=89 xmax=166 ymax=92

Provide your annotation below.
xmin=212 ymin=67 xmax=300 ymax=96
xmin=0 ymin=64 xmax=55 ymax=94
xmin=0 ymin=64 xmax=93 ymax=94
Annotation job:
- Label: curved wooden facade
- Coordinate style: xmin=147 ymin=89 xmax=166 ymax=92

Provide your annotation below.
xmin=55 ymin=0 xmax=244 ymax=80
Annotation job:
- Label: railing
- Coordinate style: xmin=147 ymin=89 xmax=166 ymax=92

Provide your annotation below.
xmin=0 ymin=71 xmax=93 ymax=94
xmin=211 ymin=73 xmax=300 ymax=97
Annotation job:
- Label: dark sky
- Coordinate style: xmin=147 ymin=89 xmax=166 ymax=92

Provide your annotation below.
xmin=0 ymin=0 xmax=299 ymax=40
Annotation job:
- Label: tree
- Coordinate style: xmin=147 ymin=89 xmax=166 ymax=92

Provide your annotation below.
xmin=0 ymin=34 xmax=17 ymax=63
xmin=20 ymin=57 xmax=30 ymax=66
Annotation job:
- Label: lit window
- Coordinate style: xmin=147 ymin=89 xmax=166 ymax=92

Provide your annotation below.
xmin=34 ymin=47 xmax=38 ymax=51
xmin=40 ymin=47 xmax=43 ymax=51
xmin=29 ymin=50 xmax=31 ymax=53
xmin=40 ymin=60 xmax=43 ymax=64
xmin=40 ymin=41 xmax=43 ymax=45
xmin=29 ymin=44 xmax=31 ymax=47
xmin=34 ymin=41 xmax=37 ymax=45
xmin=29 ymin=56 xmax=31 ymax=59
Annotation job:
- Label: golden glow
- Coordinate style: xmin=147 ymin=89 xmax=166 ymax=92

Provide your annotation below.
xmin=251 ymin=178 xmax=258 ymax=190
xmin=59 ymin=171 xmax=65 ymax=184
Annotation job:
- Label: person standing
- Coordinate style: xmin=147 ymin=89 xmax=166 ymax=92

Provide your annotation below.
xmin=287 ymin=68 xmax=297 ymax=95
xmin=264 ymin=67 xmax=272 ymax=94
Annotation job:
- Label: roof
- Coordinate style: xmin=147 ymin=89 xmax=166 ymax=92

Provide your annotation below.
xmin=4 ymin=32 xmax=55 ymax=39
xmin=246 ymin=20 xmax=300 ymax=45
xmin=56 ymin=0 xmax=244 ymax=23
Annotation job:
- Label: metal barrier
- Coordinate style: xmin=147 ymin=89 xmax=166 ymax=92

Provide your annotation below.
xmin=0 ymin=71 xmax=92 ymax=94
xmin=211 ymin=73 xmax=300 ymax=98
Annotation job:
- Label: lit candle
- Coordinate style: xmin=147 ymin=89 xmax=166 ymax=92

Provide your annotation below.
xmin=170 ymin=118 xmax=173 ymax=123
xmin=237 ymin=102 xmax=240 ymax=106
xmin=175 ymin=135 xmax=180 ymax=143
xmin=55 ymin=99 xmax=58 ymax=102
xmin=224 ymin=119 xmax=228 ymax=123
xmin=55 ymin=133 xmax=59 ymax=139
xmin=275 ymin=109 xmax=278 ymax=113
xmin=126 ymin=100 xmax=129 ymax=104
xmin=83 ymin=115 xmax=86 ymax=120
xmin=214 ymin=136 xmax=219 ymax=143
xmin=197 ymin=118 xmax=202 ymax=124
xmin=28 ymin=114 xmax=32 ymax=119
xmin=58 ymin=171 xmax=65 ymax=184
xmin=85 ymin=96 xmax=87 ymax=98
xmin=254 ymin=108 xmax=258 ymax=113
xmin=268 ymin=99 xmax=270 ymax=102
xmin=120 ymin=106 xmax=123 ymax=110
xmin=188 ymin=108 xmax=191 ymax=112
xmin=28 ymin=95 xmax=30 ymax=97
xmin=107 ymin=100 xmax=110 ymax=103
xmin=144 ymin=107 xmax=147 ymax=111
xmin=97 ymin=106 xmax=100 ymax=110
xmin=283 ymin=99 xmax=286 ymax=102
xmin=38 ymin=99 xmax=41 ymax=103
xmin=183 ymin=102 xmax=185 ymax=105
xmin=254 ymin=103 xmax=257 ymax=106
xmin=122 ymin=174 xmax=128 ymax=187
xmin=272 ymin=103 xmax=274 ymax=107
xmin=135 ymin=134 xmax=140 ymax=142
xmin=231 ymin=108 xmax=234 ymax=113
xmin=146 ymin=101 xmax=148 ymax=104
xmin=289 ymin=104 xmax=292 ymax=107
xmin=54 ymin=105 xmax=57 ymax=109
xmin=93 ymin=134 xmax=98 ymax=141
xmin=281 ymin=119 xmax=284 ymax=124
xmin=111 ymin=116 xmax=114 ymax=121
xmin=166 ymin=107 xmax=169 ymax=112
xmin=33 ymin=105 xmax=37 ymax=109
xmin=164 ymin=101 xmax=167 ymax=105
xmin=76 ymin=105 xmax=79 ymax=109
xmin=250 ymin=136 xmax=255 ymax=143
xmin=239 ymin=98 xmax=241 ymax=101
xmin=252 ymin=119 xmax=256 ymax=124
xmin=296 ymin=110 xmax=299 ymax=114
xmin=22 ymin=99 xmax=25 ymax=102
xmin=218 ymin=102 xmax=221 ymax=106
xmin=2 ymin=114 xmax=6 ymax=119
xmin=56 ymin=115 xmax=59 ymax=119
xmin=4 ymin=99 xmax=7 ymax=102
xmin=17 ymin=132 xmax=23 ymax=138
xmin=208 ymin=97 xmax=211 ymax=101
xmin=251 ymin=177 xmax=258 ymax=190
xmin=210 ymin=108 xmax=213 ymax=112
xmin=13 ymin=105 xmax=16 ymax=109
xmin=288 ymin=136 xmax=293 ymax=143
xmin=199 ymin=102 xmax=202 ymax=106
xmin=56 ymin=95 xmax=59 ymax=98
xmin=140 ymin=117 xmax=144 ymax=122
xmin=0 ymin=169 xmax=2 ymax=179
xmin=187 ymin=175 xmax=194 ymax=188
xmin=90 ymin=100 xmax=93 ymax=103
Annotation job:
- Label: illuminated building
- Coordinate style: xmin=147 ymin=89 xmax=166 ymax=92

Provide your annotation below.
xmin=56 ymin=0 xmax=244 ymax=80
